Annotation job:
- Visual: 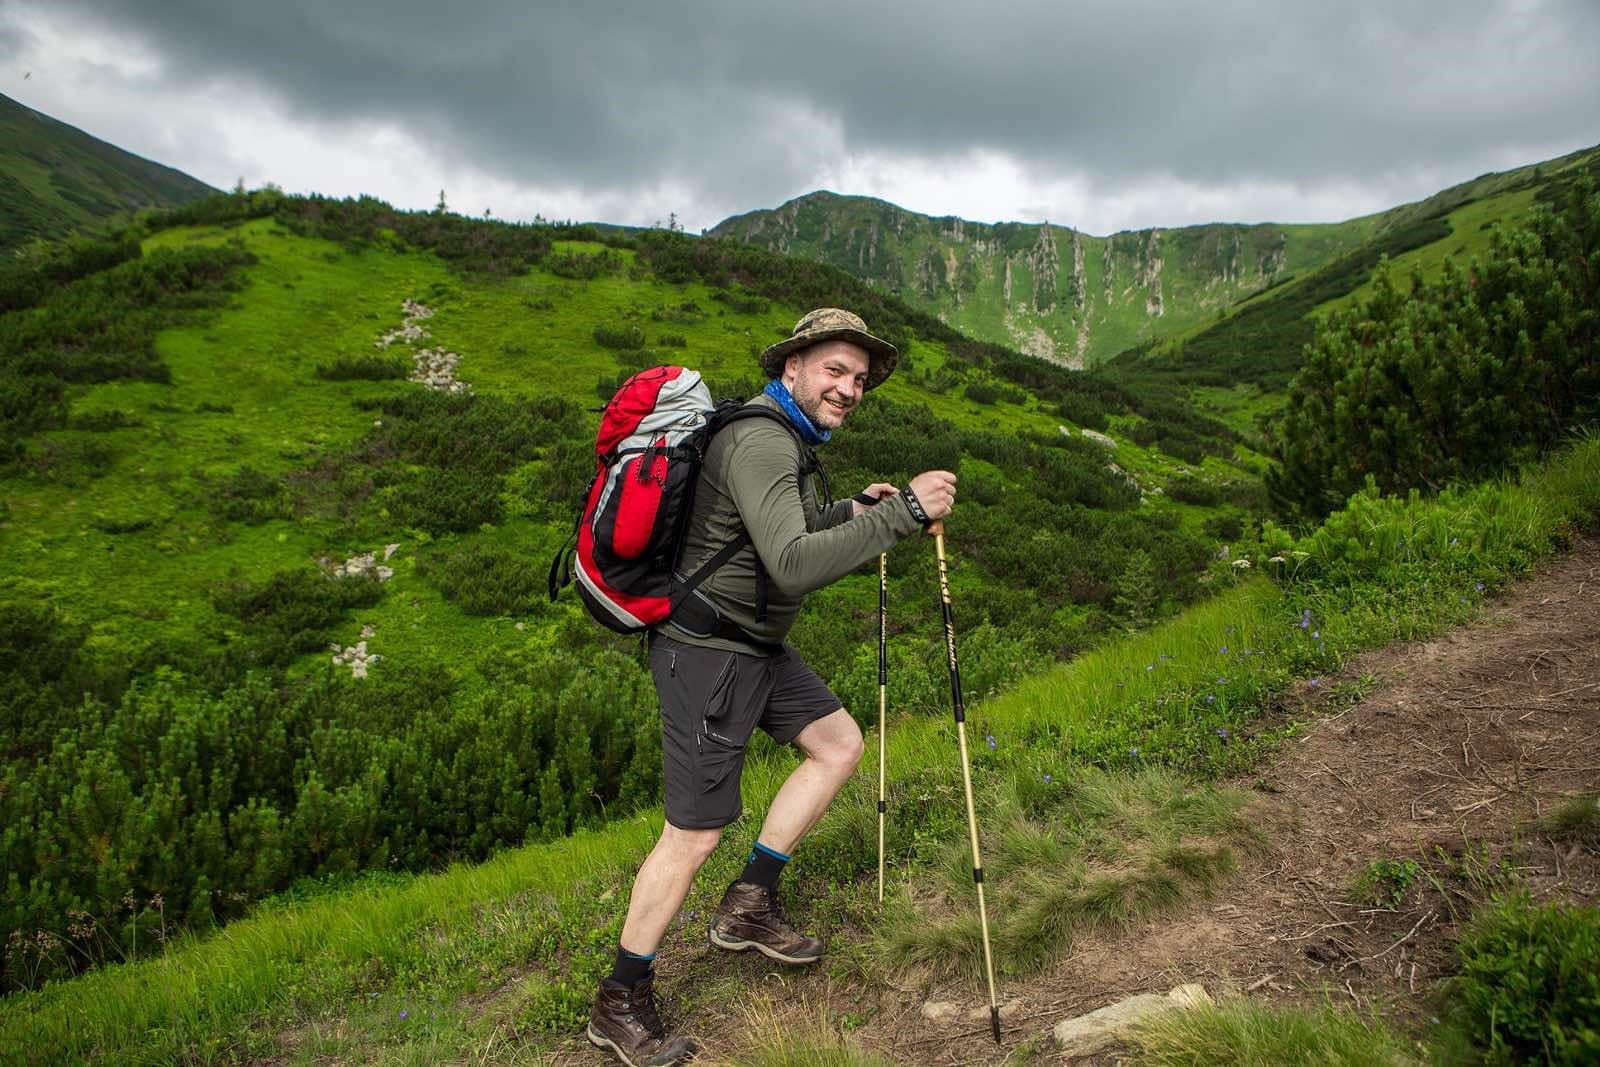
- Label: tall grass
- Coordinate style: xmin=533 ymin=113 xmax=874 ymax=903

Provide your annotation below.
xmin=1127 ymin=999 xmax=1421 ymax=1066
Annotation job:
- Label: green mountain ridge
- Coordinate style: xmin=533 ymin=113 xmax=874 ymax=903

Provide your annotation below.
xmin=709 ymin=142 xmax=1600 ymax=371
xmin=0 ymin=91 xmax=215 ymax=253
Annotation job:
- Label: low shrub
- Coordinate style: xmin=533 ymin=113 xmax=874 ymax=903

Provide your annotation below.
xmin=313 ymin=355 xmax=408 ymax=381
xmin=378 ymin=468 xmax=504 ymax=534
xmin=547 ymin=248 xmax=622 ymax=279
xmin=1443 ymin=891 xmax=1600 ymax=1064
xmin=592 ymin=323 xmax=646 ymax=350
xmin=211 ymin=566 xmax=386 ymax=668
xmin=417 ymin=541 xmax=544 ymax=616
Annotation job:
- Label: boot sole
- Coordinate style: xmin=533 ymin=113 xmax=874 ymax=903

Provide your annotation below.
xmin=586 ymin=1025 xmax=639 ymax=1067
xmin=708 ymin=926 xmax=822 ymax=964
xmin=588 ymin=1023 xmax=686 ymax=1067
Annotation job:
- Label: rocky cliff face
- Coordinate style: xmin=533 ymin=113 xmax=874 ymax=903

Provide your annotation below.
xmin=708 ymin=191 xmax=1365 ymax=368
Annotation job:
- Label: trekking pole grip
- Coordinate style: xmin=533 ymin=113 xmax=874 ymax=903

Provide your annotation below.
xmin=927 ymin=519 xmax=945 ymax=537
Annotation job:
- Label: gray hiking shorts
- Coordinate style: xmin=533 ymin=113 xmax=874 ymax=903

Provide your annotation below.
xmin=649 ymin=631 xmax=843 ymax=830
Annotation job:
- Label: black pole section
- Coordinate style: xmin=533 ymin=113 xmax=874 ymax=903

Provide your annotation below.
xmin=876 ymin=553 xmax=888 ymax=904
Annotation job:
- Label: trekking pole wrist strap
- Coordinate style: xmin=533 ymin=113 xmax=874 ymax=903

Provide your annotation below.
xmin=900 ymin=483 xmax=932 ymax=526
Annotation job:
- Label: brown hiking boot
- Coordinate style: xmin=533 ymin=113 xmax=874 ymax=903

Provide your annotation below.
xmin=707 ymin=880 xmax=823 ymax=964
xmin=586 ymin=974 xmax=696 ymax=1067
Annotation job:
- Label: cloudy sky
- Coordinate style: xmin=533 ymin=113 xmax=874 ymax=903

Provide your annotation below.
xmin=4 ymin=0 xmax=1598 ymax=235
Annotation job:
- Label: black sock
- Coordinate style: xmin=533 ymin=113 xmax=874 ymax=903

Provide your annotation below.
xmin=740 ymin=840 xmax=791 ymax=889
xmin=609 ymin=945 xmax=655 ymax=986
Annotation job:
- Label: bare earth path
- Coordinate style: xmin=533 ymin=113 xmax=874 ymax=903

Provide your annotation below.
xmin=557 ymin=538 xmax=1600 ymax=1065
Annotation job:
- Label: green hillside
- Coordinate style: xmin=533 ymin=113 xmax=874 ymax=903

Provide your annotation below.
xmin=3 ymin=183 xmax=1598 ymax=1065
xmin=709 ymin=143 xmax=1600 ymax=379
xmin=709 ymin=193 xmax=1376 ymax=369
xmin=0 ymin=92 xmax=215 ymax=253
xmin=0 ymin=189 xmax=1279 ymax=1000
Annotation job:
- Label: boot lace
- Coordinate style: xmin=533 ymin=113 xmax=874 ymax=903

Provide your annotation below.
xmin=624 ymin=976 xmax=667 ymax=1039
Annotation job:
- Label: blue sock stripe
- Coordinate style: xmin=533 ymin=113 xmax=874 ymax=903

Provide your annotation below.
xmin=752 ymin=841 xmax=791 ymax=862
xmin=622 ymin=949 xmax=656 ymax=961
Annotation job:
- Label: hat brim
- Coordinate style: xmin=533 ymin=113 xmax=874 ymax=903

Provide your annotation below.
xmin=759 ymin=328 xmax=898 ymax=391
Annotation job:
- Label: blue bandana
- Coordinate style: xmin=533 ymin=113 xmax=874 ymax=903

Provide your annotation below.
xmin=763 ymin=379 xmax=831 ymax=445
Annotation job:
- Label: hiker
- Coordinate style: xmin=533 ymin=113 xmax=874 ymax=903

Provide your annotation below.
xmin=587 ymin=307 xmax=957 ymax=1066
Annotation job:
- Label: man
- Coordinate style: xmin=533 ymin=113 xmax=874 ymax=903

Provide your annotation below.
xmin=587 ymin=307 xmax=957 ymax=1066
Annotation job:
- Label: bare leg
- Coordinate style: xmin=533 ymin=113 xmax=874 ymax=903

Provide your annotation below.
xmin=756 ymin=709 xmax=864 ymax=855
xmin=618 ymin=823 xmax=722 ymax=955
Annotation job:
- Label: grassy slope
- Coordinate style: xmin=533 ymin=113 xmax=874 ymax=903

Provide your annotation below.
xmin=1 ymin=217 xmax=1249 ymax=709
xmin=4 ymin=431 xmax=1596 ymax=1063
xmin=0 ymin=92 xmax=214 ymax=252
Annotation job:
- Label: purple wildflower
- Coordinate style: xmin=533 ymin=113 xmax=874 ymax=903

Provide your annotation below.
xmin=1206 ymin=695 xmax=1216 ymax=703
xmin=1475 ymin=582 xmax=1485 ymax=592
xmin=986 ymin=734 xmax=996 ymax=750
xmin=1299 ymin=608 xmax=1312 ymax=630
xmin=1219 ymin=645 xmax=1229 ymax=654
xmin=1450 ymin=538 xmax=1459 ymax=546
xmin=1042 ymin=773 xmax=1053 ymax=784
xmin=1308 ymin=678 xmax=1321 ymax=689
xmin=1312 ymin=631 xmax=1320 ymax=639
xmin=1215 ymin=727 xmax=1231 ymax=741
xmin=1129 ymin=747 xmax=1140 ymax=757
xmin=399 ymin=1010 xmax=409 ymax=1021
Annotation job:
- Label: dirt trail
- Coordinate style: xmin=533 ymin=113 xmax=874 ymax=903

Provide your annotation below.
xmin=563 ymin=538 xmax=1600 ymax=1065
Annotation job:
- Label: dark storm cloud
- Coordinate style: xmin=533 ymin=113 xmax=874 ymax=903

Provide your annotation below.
xmin=43 ymin=0 xmax=1600 ymax=222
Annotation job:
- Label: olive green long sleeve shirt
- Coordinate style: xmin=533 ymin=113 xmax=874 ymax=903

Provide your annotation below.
xmin=659 ymin=392 xmax=921 ymax=653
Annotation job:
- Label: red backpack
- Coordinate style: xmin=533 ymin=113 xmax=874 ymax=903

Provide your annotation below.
xmin=547 ymin=365 xmax=820 ymax=636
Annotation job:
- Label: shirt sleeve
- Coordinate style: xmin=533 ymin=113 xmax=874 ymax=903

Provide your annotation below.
xmin=724 ymin=423 xmax=921 ymax=596
xmin=820 ymin=497 xmax=857 ymax=530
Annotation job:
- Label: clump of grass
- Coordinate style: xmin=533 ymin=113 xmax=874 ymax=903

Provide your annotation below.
xmin=1535 ymin=793 xmax=1600 ymax=846
xmin=700 ymin=992 xmax=894 ymax=1067
xmin=875 ymin=767 xmax=1256 ymax=979
xmin=1127 ymin=998 xmax=1419 ymax=1066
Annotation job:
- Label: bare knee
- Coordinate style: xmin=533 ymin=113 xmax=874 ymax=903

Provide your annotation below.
xmin=660 ymin=823 xmax=722 ymax=866
xmin=803 ymin=709 xmax=864 ymax=772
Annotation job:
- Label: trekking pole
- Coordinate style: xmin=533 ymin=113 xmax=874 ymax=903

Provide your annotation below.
xmin=928 ymin=519 xmax=1002 ymax=1044
xmin=876 ymin=552 xmax=888 ymax=905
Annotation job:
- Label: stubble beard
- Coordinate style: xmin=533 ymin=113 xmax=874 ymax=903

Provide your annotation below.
xmin=793 ymin=378 xmax=851 ymax=430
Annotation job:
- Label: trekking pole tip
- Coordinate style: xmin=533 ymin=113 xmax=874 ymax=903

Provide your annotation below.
xmin=990 ymin=1005 xmax=1002 ymax=1043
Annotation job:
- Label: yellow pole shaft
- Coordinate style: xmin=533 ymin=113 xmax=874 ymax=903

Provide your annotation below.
xmin=930 ymin=521 xmax=1001 ymax=1042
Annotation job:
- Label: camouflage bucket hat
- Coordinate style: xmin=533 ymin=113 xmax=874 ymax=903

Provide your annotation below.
xmin=759 ymin=307 xmax=899 ymax=391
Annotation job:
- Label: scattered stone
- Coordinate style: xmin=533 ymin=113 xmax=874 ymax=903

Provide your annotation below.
xmin=410 ymin=346 xmax=472 ymax=394
xmin=324 ymin=550 xmax=397 ymax=582
xmin=372 ymin=300 xmax=471 ymax=393
xmin=1052 ymin=984 xmax=1211 ymax=1059
xmin=360 ymin=624 xmax=375 ymax=638
xmin=1080 ymin=428 xmax=1116 ymax=450
xmin=920 ymin=1000 xmax=960 ymax=1023
xmin=376 ymin=299 xmax=435 ymax=348
xmin=1167 ymin=984 xmax=1213 ymax=1010
xmin=383 ymin=543 xmax=401 ymax=561
xmin=330 ymin=640 xmax=381 ymax=679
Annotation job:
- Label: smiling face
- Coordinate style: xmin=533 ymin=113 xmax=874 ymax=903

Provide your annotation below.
xmin=782 ymin=340 xmax=870 ymax=431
